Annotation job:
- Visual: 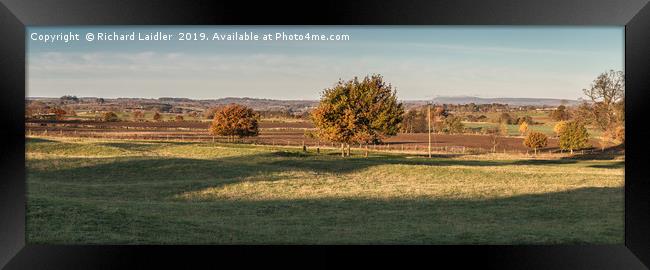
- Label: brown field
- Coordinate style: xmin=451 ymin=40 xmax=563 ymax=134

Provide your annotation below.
xmin=25 ymin=119 xmax=607 ymax=154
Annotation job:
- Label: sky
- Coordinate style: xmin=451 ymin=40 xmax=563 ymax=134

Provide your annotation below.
xmin=27 ymin=26 xmax=624 ymax=100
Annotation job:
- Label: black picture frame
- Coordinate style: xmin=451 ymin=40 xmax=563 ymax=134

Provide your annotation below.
xmin=1 ymin=0 xmax=649 ymax=269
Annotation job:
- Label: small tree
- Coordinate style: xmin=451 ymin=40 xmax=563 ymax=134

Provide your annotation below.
xmin=553 ymin=121 xmax=567 ymax=137
xmin=153 ymin=112 xmax=162 ymax=121
xmin=498 ymin=121 xmax=509 ymax=136
xmin=516 ymin=115 xmax=534 ymax=125
xmin=132 ymin=110 xmax=145 ymax=121
xmin=209 ymin=104 xmax=259 ymax=141
xmin=102 ymin=111 xmax=119 ymax=122
xmin=49 ymin=107 xmax=67 ymax=120
xmin=203 ymin=107 xmax=219 ymax=119
xmin=518 ymin=121 xmax=529 ymax=136
xmin=485 ymin=127 xmax=501 ymax=153
xmin=498 ymin=112 xmax=514 ymax=124
xmin=599 ymin=130 xmax=614 ymax=152
xmin=443 ymin=115 xmax=464 ymax=134
xmin=175 ymin=115 xmax=184 ymax=122
xmin=549 ymin=105 xmax=571 ymax=121
xmin=523 ymin=131 xmax=548 ymax=155
xmin=559 ymin=121 xmax=590 ymax=154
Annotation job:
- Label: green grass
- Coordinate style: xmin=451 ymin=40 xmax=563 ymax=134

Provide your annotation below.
xmin=26 ymin=136 xmax=624 ymax=244
xmin=463 ymin=121 xmax=603 ymax=138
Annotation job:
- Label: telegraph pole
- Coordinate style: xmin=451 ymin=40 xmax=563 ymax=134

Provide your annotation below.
xmin=428 ymin=103 xmax=432 ymax=158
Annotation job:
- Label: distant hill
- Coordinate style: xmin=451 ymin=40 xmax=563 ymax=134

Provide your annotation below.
xmin=429 ymin=96 xmax=581 ymax=106
xmin=27 ymin=96 xmax=581 ymax=112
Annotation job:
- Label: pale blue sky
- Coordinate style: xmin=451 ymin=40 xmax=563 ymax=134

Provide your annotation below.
xmin=27 ymin=26 xmax=623 ymax=100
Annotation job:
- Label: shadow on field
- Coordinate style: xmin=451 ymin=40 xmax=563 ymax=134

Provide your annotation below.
xmin=34 ymin=147 xmax=626 ymax=202
xmin=26 ymin=186 xmax=624 ymax=244
xmin=26 ymin=137 xmax=56 ymax=143
xmin=588 ymin=161 xmax=625 ymax=169
xmin=559 ymin=144 xmax=625 ymax=161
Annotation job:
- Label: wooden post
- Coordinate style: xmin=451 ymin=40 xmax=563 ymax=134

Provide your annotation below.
xmin=428 ymin=104 xmax=432 ymax=158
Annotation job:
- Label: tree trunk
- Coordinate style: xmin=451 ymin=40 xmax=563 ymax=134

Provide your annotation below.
xmin=365 ymin=144 xmax=368 ymax=157
xmin=347 ymin=143 xmax=351 ymax=156
xmin=341 ymin=143 xmax=345 ymax=157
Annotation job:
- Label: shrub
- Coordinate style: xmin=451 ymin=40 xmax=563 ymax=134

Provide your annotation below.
xmin=102 ymin=112 xmax=119 ymax=122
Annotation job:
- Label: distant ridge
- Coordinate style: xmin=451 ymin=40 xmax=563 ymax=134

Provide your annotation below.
xmin=28 ymin=96 xmax=582 ymax=110
xmin=429 ymin=96 xmax=580 ymax=106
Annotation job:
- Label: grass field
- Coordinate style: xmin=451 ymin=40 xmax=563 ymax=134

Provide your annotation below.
xmin=26 ymin=136 xmax=624 ymax=244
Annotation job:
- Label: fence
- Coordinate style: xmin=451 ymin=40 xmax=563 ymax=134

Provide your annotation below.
xmin=26 ymin=127 xmax=606 ymax=157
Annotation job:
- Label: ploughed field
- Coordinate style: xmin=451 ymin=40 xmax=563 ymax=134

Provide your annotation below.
xmin=26 ymin=119 xmax=604 ymax=153
xmin=26 ymin=136 xmax=624 ymax=244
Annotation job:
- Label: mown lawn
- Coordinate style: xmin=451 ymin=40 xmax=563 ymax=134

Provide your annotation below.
xmin=26 ymin=136 xmax=624 ymax=244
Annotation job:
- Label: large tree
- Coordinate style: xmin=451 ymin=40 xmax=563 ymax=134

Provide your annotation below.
xmin=311 ymin=74 xmax=404 ymax=157
xmin=209 ymin=104 xmax=259 ymax=141
xmin=577 ymin=70 xmax=624 ymax=134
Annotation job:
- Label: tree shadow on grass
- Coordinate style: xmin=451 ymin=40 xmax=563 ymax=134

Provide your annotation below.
xmin=29 ymin=144 xmax=627 ymax=203
xmin=26 ymin=137 xmax=56 ymax=143
xmin=26 ymin=187 xmax=623 ymax=244
xmin=588 ymin=161 xmax=625 ymax=169
xmin=35 ymin=148 xmax=623 ymax=186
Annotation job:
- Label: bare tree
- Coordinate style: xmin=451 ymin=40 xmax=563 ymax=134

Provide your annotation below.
xmin=580 ymin=70 xmax=624 ymax=132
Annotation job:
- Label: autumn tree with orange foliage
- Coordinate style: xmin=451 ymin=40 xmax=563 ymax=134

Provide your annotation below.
xmin=523 ymin=131 xmax=548 ymax=155
xmin=209 ymin=104 xmax=259 ymax=142
xmin=49 ymin=107 xmax=67 ymax=120
xmin=311 ymin=74 xmax=404 ymax=157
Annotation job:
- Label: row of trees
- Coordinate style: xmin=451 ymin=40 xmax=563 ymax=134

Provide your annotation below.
xmin=206 ymin=75 xmax=403 ymax=157
xmin=521 ymin=121 xmax=591 ymax=155
xmin=400 ymin=107 xmax=465 ymax=134
xmin=205 ymin=70 xmax=622 ymax=157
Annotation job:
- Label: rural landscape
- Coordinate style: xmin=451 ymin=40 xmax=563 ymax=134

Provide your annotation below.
xmin=26 ymin=71 xmax=624 ymax=244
